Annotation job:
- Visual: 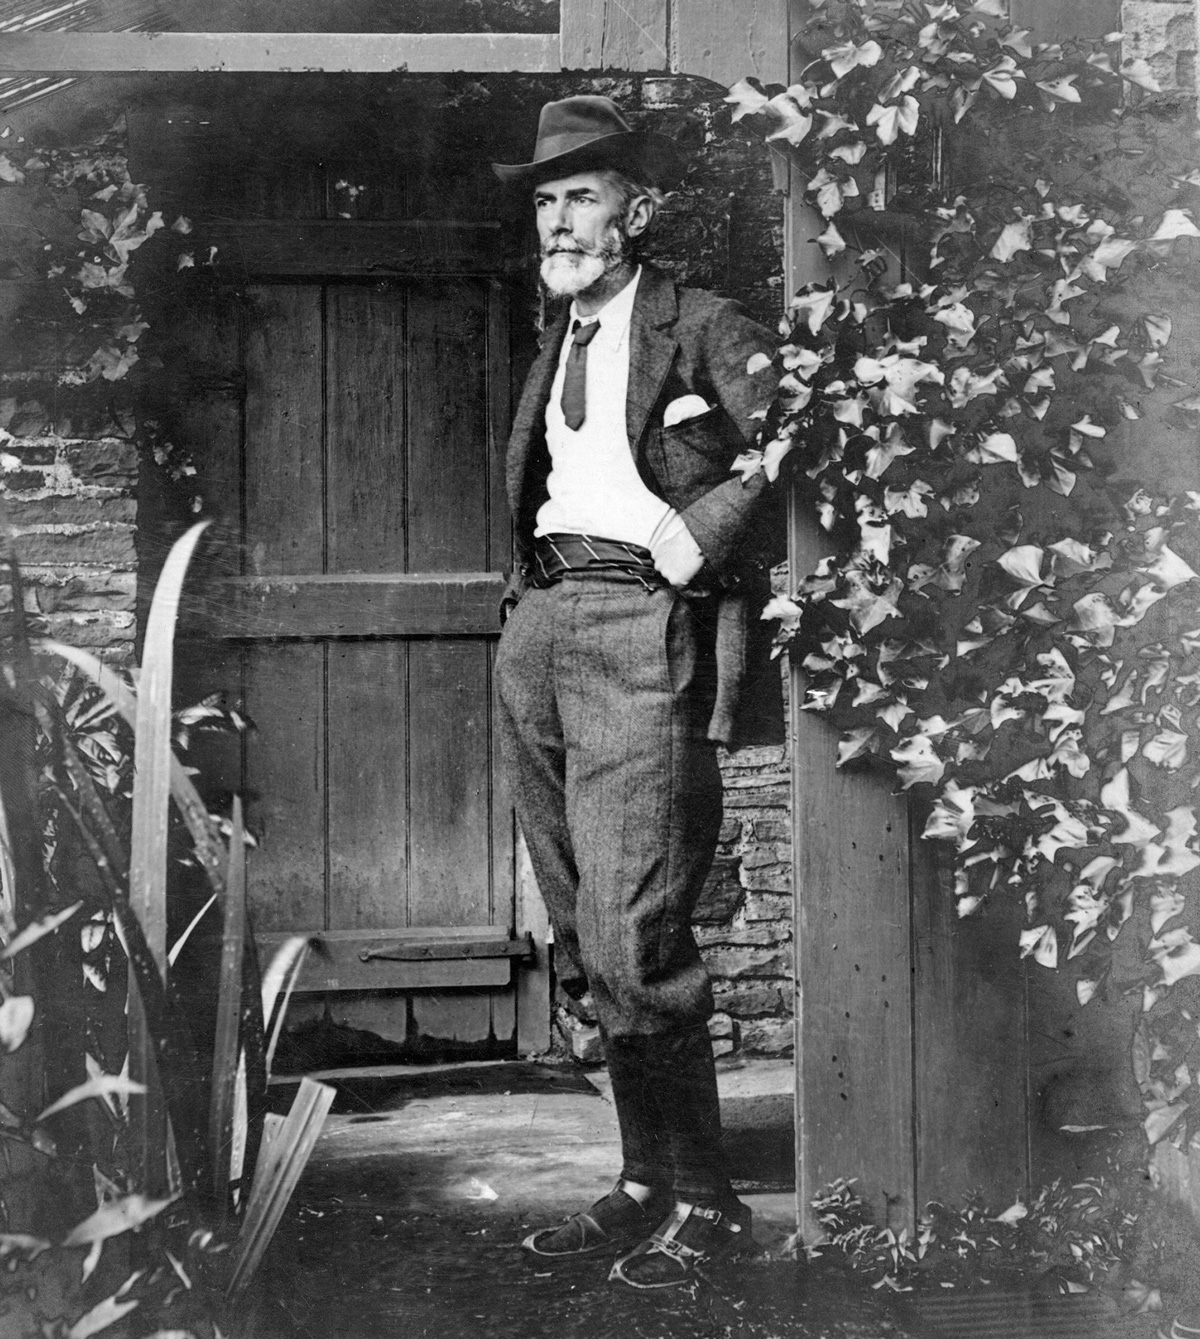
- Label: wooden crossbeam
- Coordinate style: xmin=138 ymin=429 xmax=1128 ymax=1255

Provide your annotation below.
xmin=202 ymin=572 xmax=505 ymax=640
xmin=0 ymin=31 xmax=561 ymax=73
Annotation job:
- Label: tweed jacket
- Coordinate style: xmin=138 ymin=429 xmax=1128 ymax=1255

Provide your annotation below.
xmin=502 ymin=264 xmax=785 ymax=749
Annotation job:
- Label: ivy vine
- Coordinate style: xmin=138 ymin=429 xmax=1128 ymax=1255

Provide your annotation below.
xmin=731 ymin=0 xmax=1200 ymax=1153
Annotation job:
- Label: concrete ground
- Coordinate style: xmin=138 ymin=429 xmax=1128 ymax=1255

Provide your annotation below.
xmin=249 ymin=1059 xmax=904 ymax=1339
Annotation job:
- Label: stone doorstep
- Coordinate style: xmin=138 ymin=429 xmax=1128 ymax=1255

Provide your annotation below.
xmin=586 ymin=1057 xmax=795 ymax=1133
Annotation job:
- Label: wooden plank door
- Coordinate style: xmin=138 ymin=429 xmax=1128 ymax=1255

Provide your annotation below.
xmin=224 ymin=274 xmax=516 ymax=1050
xmin=171 ymin=269 xmax=521 ymax=1052
xmin=155 ymin=236 xmax=526 ymax=1055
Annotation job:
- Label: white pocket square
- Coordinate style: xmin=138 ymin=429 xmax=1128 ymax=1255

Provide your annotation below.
xmin=663 ymin=394 xmax=713 ymax=428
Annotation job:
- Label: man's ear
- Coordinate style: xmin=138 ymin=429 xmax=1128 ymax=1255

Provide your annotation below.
xmin=625 ymin=194 xmax=655 ymax=239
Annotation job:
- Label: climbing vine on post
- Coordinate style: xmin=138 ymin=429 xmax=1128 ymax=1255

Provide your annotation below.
xmin=731 ymin=0 xmax=1200 ymax=1153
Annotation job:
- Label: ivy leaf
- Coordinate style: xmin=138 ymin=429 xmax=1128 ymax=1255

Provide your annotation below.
xmin=1148 ymin=209 xmax=1200 ymax=242
xmin=866 ymin=96 xmax=920 ymax=145
xmin=1144 ymin=1100 xmax=1189 ymax=1144
xmin=1149 ymin=929 xmax=1200 ymax=989
xmin=965 ymin=431 xmax=1018 ymax=465
xmin=878 ymin=65 xmax=922 ymax=101
xmin=816 ymin=111 xmax=860 ymax=140
xmin=0 ymin=997 xmax=34 ymax=1053
xmin=1156 ymin=807 xmax=1200 ymax=876
xmin=1001 ymin=28 xmax=1034 ymax=58
xmin=1049 ymin=538 xmax=1111 ymax=578
xmin=816 ymin=221 xmax=847 ymax=257
xmin=981 ymin=56 xmax=1022 ymax=99
xmin=932 ymin=301 xmax=978 ymax=346
xmin=1143 ymin=727 xmax=1188 ymax=771
xmin=884 ymin=481 xmax=934 ymax=517
xmin=927 ymin=535 xmax=982 ymax=593
xmin=1080 ymin=235 xmax=1137 ymax=281
xmin=765 ymin=89 xmax=815 ymax=146
xmin=790 ymin=286 xmax=836 ymax=335
xmin=891 ymin=735 xmax=946 ymax=788
xmin=725 ymin=78 xmax=771 ymax=121
xmin=829 ymin=140 xmax=868 ymax=164
xmin=923 ymin=780 xmax=977 ymax=849
xmin=1142 ymin=313 xmax=1172 ymax=348
xmin=1120 ymin=58 xmax=1163 ymax=92
xmin=949 ymin=365 xmax=1007 ymax=407
xmin=837 ymin=727 xmax=881 ymax=766
xmin=1142 ymin=543 xmax=1198 ymax=591
xmin=1036 ymin=75 xmax=1082 ymax=107
xmin=991 ymin=216 xmax=1033 ymax=262
xmin=1099 ymin=767 xmax=1161 ymax=847
xmin=830 ymin=570 xmax=903 ymax=633
xmin=761 ymin=594 xmax=804 ymax=635
xmin=1019 ymin=925 xmax=1058 ymax=969
xmin=997 ymin=544 xmax=1046 ymax=607
xmin=822 ymin=39 xmax=883 ymax=79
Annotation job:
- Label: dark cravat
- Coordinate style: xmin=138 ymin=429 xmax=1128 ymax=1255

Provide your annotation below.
xmin=560 ymin=318 xmax=601 ymax=431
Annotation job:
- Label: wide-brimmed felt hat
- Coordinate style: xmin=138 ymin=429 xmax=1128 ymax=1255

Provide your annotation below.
xmin=492 ymin=95 xmax=682 ymax=187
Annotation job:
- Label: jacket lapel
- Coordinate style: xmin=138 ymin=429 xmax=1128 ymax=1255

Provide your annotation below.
xmin=626 ymin=265 xmax=679 ymax=457
xmin=506 ymin=308 xmax=570 ymax=515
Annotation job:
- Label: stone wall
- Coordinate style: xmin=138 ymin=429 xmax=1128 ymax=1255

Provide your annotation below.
xmin=0 ymin=426 xmax=138 ymax=661
xmin=698 ymin=743 xmax=793 ymax=1058
xmin=1122 ymin=0 xmax=1197 ymax=91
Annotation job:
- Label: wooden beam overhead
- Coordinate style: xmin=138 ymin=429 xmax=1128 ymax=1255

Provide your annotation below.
xmin=0 ymin=31 xmax=561 ymax=73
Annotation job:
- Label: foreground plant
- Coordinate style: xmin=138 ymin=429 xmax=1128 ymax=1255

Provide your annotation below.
xmin=730 ymin=0 xmax=1200 ymax=1155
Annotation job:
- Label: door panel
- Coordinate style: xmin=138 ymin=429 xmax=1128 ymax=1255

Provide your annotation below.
xmin=326 ymin=640 xmax=409 ymax=931
xmin=175 ymin=273 xmax=519 ymax=1051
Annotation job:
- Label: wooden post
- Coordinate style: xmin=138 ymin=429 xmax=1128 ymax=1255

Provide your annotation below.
xmin=785 ymin=0 xmax=916 ymax=1241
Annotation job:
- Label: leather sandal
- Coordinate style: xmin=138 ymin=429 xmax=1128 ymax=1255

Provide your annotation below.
xmin=521 ymin=1180 xmax=669 ymax=1259
xmin=608 ymin=1200 xmax=754 ymax=1289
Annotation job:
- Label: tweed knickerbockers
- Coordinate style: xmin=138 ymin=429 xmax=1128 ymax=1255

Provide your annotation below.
xmin=495 ymin=574 xmax=723 ymax=1038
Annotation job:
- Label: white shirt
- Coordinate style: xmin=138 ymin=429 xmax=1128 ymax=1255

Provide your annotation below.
xmin=535 ymin=268 xmax=686 ymax=554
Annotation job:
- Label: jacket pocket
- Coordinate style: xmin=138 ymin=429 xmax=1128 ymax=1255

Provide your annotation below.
xmin=646 ymin=410 xmax=742 ymax=510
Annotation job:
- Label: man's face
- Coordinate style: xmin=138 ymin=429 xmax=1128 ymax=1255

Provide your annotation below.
xmin=534 ymin=170 xmax=633 ymax=298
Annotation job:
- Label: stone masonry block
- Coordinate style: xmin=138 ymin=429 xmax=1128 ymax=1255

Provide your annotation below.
xmin=13 ymin=528 xmax=136 ymax=568
xmin=707 ymin=1012 xmax=734 ymax=1039
xmin=738 ymin=1018 xmax=794 ymax=1057
xmin=640 ymin=77 xmax=698 ymax=108
xmin=743 ymin=892 xmax=792 ymax=922
xmin=0 ymin=442 xmax=55 ymax=465
xmin=693 ymin=855 xmax=744 ymax=923
xmin=43 ymin=610 xmax=134 ymax=649
xmin=712 ymin=980 xmax=790 ymax=1018
xmin=723 ymin=785 xmax=789 ymax=811
xmin=34 ymin=571 xmax=136 ymax=614
xmin=751 ymin=817 xmax=792 ymax=844
xmin=7 ymin=496 xmax=136 ymax=528
xmin=697 ymin=922 xmax=791 ymax=950
xmin=741 ymin=862 xmax=790 ymax=894
xmin=718 ymin=815 xmax=743 ymax=844
xmin=704 ymin=945 xmax=792 ymax=980
xmin=60 ymin=440 xmax=138 ymax=482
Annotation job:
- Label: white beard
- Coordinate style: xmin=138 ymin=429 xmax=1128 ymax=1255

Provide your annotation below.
xmin=539 ymin=249 xmax=609 ymax=297
xmin=539 ymin=222 xmax=629 ymax=298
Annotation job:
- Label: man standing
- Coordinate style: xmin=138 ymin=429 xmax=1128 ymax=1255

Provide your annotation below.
xmin=492 ymin=96 xmax=783 ymax=1289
